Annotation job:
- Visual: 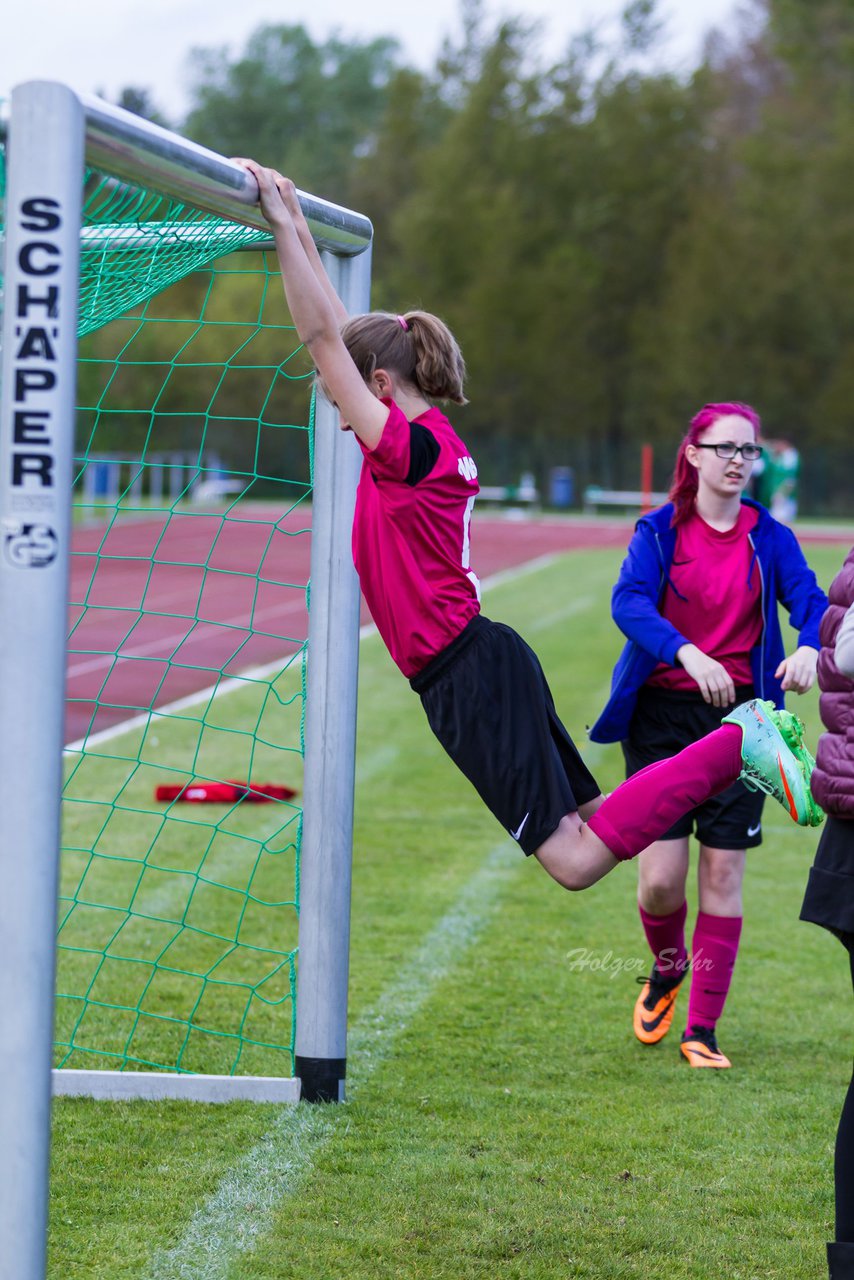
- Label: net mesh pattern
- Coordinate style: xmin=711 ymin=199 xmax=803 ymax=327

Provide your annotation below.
xmin=2 ymin=151 xmax=316 ymax=1077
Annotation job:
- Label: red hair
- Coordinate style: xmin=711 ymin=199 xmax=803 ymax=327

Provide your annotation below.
xmin=669 ymin=401 xmax=761 ymax=526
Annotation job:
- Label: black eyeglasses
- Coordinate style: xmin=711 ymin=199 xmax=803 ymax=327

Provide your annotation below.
xmin=694 ymin=442 xmax=764 ymax=461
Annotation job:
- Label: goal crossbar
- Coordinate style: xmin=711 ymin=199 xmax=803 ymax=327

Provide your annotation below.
xmin=0 ymin=87 xmax=372 ymax=255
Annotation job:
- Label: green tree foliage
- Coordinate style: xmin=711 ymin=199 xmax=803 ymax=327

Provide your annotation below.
xmin=76 ymin=257 xmax=316 ymax=491
xmin=636 ymin=0 xmax=854 ymax=483
xmin=92 ymin=0 xmax=854 ymax=508
xmin=768 ymin=0 xmax=854 ymax=92
xmin=113 ymin=87 xmax=171 ymax=128
xmin=359 ymin=5 xmax=705 ymax=485
xmin=183 ymin=24 xmax=401 ymax=205
xmin=349 ymin=67 xmax=451 ymax=278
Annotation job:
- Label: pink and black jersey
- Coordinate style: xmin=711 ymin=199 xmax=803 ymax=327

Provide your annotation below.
xmin=647 ymin=505 xmax=762 ymax=691
xmin=352 ymin=399 xmax=481 ymax=677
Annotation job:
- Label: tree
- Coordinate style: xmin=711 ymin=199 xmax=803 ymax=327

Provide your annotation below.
xmin=182 ymin=24 xmax=401 ymax=206
xmin=635 ymin=0 xmax=854 ymax=471
xmin=349 ymin=68 xmax=451 ymax=283
xmin=114 ymin=87 xmax=171 ymax=129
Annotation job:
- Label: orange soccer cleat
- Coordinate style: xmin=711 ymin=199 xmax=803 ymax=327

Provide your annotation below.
xmin=633 ymin=964 xmax=685 ymax=1045
xmin=680 ymin=1024 xmax=731 ymax=1069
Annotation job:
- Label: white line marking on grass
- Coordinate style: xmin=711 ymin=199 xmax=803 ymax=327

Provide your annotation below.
xmin=526 ymin=593 xmax=595 ymax=634
xmin=68 ymin=553 xmax=564 ymax=753
xmin=142 ymin=839 xmax=521 ymax=1280
xmin=143 ymin=1104 xmax=335 ymax=1280
xmin=67 ymin=597 xmax=306 ymax=678
xmin=481 ymin=552 xmax=559 ymax=593
xmin=347 ymin=839 xmax=519 ymax=1084
xmin=63 ymin=652 xmax=308 ymax=753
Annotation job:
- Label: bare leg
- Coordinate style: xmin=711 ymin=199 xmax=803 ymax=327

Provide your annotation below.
xmin=697 ymin=845 xmax=746 ymax=916
xmin=534 ymin=811 xmax=619 ymax=891
xmin=638 ymin=838 xmax=690 ymax=916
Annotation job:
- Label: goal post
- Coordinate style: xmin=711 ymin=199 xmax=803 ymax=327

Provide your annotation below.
xmin=295 ymin=243 xmax=371 ymax=1105
xmin=0 ymin=81 xmax=84 ymax=1280
xmin=0 ymin=79 xmax=370 ymax=1280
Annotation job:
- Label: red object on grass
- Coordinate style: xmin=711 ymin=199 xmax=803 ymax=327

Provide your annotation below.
xmin=155 ymin=781 xmax=297 ymax=804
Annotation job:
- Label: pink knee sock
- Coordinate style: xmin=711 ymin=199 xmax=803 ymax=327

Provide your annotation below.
xmin=639 ymin=900 xmax=688 ymax=981
xmin=587 ymin=724 xmax=742 ymax=861
xmin=686 ymin=911 xmax=743 ymax=1031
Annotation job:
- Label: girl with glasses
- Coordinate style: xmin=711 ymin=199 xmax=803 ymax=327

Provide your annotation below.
xmin=590 ymin=402 xmax=827 ymax=1068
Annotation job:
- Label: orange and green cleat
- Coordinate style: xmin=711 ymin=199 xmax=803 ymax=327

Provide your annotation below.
xmin=723 ymin=699 xmax=824 ymax=828
xmin=680 ymin=1024 xmax=731 ymax=1069
xmin=633 ymin=964 xmax=685 ymax=1045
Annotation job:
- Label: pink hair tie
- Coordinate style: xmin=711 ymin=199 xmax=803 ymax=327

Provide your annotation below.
xmin=396 ymin=314 xmax=409 ymax=331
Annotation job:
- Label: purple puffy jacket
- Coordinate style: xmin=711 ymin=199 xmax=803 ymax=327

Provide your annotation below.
xmin=812 ymin=547 xmax=854 ymax=818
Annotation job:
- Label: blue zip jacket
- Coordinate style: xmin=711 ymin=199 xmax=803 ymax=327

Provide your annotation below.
xmin=589 ymin=499 xmax=828 ymax=744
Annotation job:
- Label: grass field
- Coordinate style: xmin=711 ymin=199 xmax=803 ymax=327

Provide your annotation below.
xmin=47 ymin=540 xmax=851 ymax=1279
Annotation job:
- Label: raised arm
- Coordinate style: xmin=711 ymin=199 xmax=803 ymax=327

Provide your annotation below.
xmin=233 ymin=157 xmax=348 ymax=325
xmin=234 ymin=159 xmax=387 ymax=450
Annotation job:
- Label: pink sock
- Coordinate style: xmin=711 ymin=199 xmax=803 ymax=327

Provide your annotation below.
xmin=686 ymin=911 xmax=743 ymax=1031
xmin=587 ymin=724 xmax=742 ymax=861
xmin=639 ymin=900 xmax=688 ymax=981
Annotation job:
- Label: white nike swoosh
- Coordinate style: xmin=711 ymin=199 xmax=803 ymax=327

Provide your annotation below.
xmin=510 ymin=812 xmax=530 ymax=842
xmin=747 ymin=822 xmax=761 ymax=837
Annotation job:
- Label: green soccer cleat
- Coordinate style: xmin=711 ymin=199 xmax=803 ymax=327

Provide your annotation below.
xmin=723 ymin=699 xmax=824 ymax=828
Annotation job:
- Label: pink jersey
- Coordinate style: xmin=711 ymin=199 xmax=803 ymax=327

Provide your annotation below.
xmin=647 ymin=504 xmax=762 ymax=691
xmin=351 ymin=399 xmax=481 ymax=677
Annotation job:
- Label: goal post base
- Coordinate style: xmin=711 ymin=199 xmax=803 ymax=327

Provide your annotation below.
xmin=294 ymin=1056 xmax=346 ymax=1103
xmin=52 ymin=1069 xmax=301 ymax=1104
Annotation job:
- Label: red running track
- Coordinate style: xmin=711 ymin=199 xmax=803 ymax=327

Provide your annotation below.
xmin=65 ymin=508 xmax=852 ymax=745
xmin=67 ymin=507 xmax=312 ymax=744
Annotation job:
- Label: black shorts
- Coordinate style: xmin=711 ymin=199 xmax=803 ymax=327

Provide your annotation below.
xmin=800 ymin=815 xmax=854 ymax=938
xmin=411 ymin=615 xmax=601 ymax=855
xmin=623 ymin=684 xmax=765 ymax=849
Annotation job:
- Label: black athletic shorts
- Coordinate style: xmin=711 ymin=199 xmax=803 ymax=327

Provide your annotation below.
xmin=801 ymin=815 xmax=854 ymax=938
xmin=622 ymin=684 xmax=765 ymax=849
xmin=410 ymin=615 xmax=601 ymax=856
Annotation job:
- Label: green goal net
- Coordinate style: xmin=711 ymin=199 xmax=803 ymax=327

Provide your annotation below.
xmin=0 ymin=106 xmax=370 ymax=1100
xmin=58 ymin=172 xmax=317 ymax=1081
xmin=1 ymin=85 xmax=370 ymax=1127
